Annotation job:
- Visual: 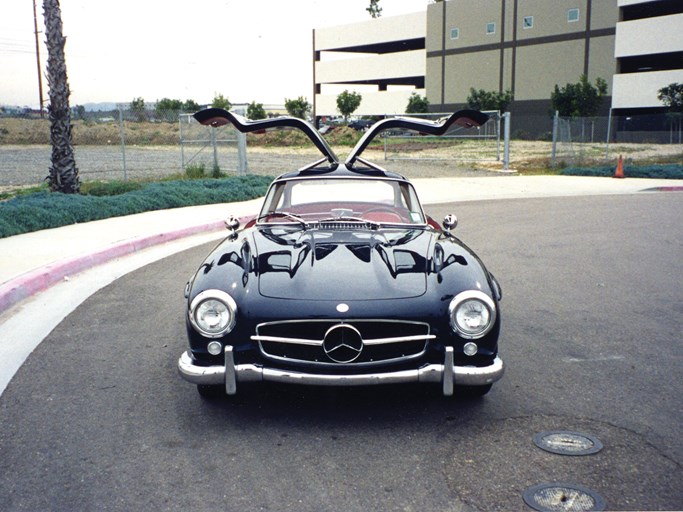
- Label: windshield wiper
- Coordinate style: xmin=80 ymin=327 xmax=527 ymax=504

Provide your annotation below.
xmin=257 ymin=211 xmax=308 ymax=228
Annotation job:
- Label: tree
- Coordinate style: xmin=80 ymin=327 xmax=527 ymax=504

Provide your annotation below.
xmin=406 ymin=93 xmax=429 ymax=114
xmin=247 ymin=101 xmax=266 ymax=120
xmin=72 ymin=105 xmax=85 ymax=120
xmin=212 ymin=94 xmax=232 ymax=110
xmin=130 ymin=97 xmax=146 ymax=121
xmin=155 ymin=98 xmax=184 ymax=120
xmin=367 ymin=0 xmax=382 ymax=18
xmin=43 ymin=0 xmax=80 ymax=194
xmin=467 ymin=88 xmax=513 ymax=112
xmin=551 ymin=74 xmax=607 ymax=118
xmin=284 ymin=96 xmax=311 ymax=119
xmin=657 ymin=83 xmax=683 ymax=113
xmin=336 ymin=90 xmax=362 ymax=121
xmin=183 ymin=99 xmax=200 ymax=113
xmin=658 ymin=82 xmax=683 ymax=143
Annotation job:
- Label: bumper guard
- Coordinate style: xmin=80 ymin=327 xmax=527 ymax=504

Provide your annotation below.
xmin=178 ymin=346 xmax=504 ymax=396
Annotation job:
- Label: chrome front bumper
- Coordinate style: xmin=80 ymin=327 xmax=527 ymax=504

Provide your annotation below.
xmin=178 ymin=346 xmax=504 ymax=397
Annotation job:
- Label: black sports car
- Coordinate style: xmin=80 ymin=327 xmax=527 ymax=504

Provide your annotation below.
xmin=178 ymin=108 xmax=504 ymax=398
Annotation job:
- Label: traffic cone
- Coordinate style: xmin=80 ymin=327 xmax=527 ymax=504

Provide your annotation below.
xmin=613 ymin=155 xmax=625 ymax=179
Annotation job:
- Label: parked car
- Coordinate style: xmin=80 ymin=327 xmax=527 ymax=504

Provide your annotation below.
xmin=348 ymin=118 xmax=374 ymax=131
xmin=178 ymin=108 xmax=504 ymax=399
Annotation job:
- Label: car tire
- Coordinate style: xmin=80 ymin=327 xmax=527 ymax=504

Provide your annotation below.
xmin=197 ymin=384 xmax=225 ymax=399
xmin=456 ymin=383 xmax=492 ymax=399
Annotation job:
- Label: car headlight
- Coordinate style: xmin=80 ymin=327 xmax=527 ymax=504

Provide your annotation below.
xmin=448 ymin=290 xmax=497 ymax=339
xmin=189 ymin=290 xmax=237 ymax=338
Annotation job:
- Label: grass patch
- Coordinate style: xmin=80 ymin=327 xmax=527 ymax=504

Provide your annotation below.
xmin=80 ymin=180 xmax=144 ymax=196
xmin=0 ymin=175 xmax=272 ymax=239
xmin=0 ymin=183 xmax=49 ymax=201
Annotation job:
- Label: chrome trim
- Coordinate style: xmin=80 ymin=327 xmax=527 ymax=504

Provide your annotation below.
xmin=250 ymin=333 xmax=436 ymax=346
xmin=323 ymin=324 xmax=364 ymax=363
xmin=443 ymin=347 xmax=454 ymax=396
xmin=254 ymin=318 xmax=432 ymax=333
xmin=253 ymin=319 xmax=433 ymax=367
xmin=178 ymin=351 xmax=504 ymax=396
xmin=251 ymin=335 xmax=322 ymax=346
xmin=261 ymin=348 xmax=427 ymax=369
xmin=448 ymin=290 xmax=497 ymax=340
xmin=188 ymin=289 xmax=238 ymax=339
xmin=364 ymin=334 xmax=436 ymax=345
xmin=225 ymin=346 xmax=237 ymax=395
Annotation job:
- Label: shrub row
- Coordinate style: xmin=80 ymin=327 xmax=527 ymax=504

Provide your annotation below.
xmin=0 ymin=175 xmax=272 ymax=239
xmin=561 ymin=164 xmax=683 ymax=179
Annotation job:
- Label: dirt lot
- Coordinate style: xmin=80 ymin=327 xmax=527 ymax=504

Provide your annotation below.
xmin=1 ymin=116 xmax=681 ymax=188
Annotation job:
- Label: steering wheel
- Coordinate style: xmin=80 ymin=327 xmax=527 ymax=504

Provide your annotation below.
xmin=362 ymin=206 xmax=403 ymax=223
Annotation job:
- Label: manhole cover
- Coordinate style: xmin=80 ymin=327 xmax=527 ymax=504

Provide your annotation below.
xmin=533 ymin=431 xmax=603 ymax=456
xmin=523 ymin=483 xmax=606 ymax=512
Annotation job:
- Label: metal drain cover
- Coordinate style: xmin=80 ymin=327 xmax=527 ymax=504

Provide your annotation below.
xmin=533 ymin=431 xmax=603 ymax=456
xmin=523 ymin=483 xmax=606 ymax=512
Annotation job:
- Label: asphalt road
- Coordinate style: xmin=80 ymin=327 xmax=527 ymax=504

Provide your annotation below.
xmin=0 ymin=194 xmax=681 ymax=511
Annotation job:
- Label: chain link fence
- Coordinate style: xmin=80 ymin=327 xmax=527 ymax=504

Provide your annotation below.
xmin=382 ymin=111 xmax=509 ymax=168
xmin=0 ymin=106 xmax=245 ymax=187
xmin=2 ymin=106 xmax=680 ymax=187
xmin=550 ymin=111 xmax=683 ymax=167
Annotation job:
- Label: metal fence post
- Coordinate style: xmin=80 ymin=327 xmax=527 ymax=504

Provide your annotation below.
xmin=179 ymin=114 xmax=186 ymax=170
xmin=496 ymin=111 xmax=501 ymax=161
xmin=503 ymin=112 xmax=511 ymax=171
xmin=604 ymin=108 xmax=613 ymax=160
xmin=211 ymin=126 xmax=219 ymax=173
xmin=118 ymin=106 xmax=127 ymax=181
xmin=551 ymin=110 xmax=559 ymax=168
xmin=237 ymin=131 xmax=248 ymax=175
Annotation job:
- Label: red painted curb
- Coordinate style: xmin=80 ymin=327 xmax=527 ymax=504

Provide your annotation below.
xmin=642 ymin=186 xmax=683 ymax=193
xmin=0 ymin=219 xmax=228 ymax=314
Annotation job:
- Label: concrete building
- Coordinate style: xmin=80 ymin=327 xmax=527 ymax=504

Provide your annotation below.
xmin=612 ymin=0 xmax=683 ymax=114
xmin=313 ymin=0 xmax=683 ymax=138
xmin=426 ymin=0 xmax=618 ymax=119
xmin=313 ymin=11 xmax=426 ymax=118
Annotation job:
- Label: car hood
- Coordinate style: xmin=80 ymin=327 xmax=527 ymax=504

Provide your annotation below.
xmin=252 ymin=227 xmax=432 ymax=300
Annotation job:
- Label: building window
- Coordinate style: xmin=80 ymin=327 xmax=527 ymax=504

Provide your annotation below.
xmin=523 ymin=16 xmax=534 ymax=29
xmin=486 ymin=22 xmax=496 ymax=35
xmin=567 ymin=8 xmax=580 ymax=23
xmin=450 ymin=27 xmax=460 ymax=40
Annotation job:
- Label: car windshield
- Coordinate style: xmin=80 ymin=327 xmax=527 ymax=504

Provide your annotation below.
xmin=258 ymin=177 xmax=426 ymax=226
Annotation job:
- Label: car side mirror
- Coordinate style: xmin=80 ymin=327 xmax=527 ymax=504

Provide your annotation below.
xmin=442 ymin=214 xmax=458 ymax=231
xmin=225 ymin=215 xmax=240 ymax=231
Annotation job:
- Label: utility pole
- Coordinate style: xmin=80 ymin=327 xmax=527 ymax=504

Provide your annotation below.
xmin=32 ymin=0 xmax=45 ymax=117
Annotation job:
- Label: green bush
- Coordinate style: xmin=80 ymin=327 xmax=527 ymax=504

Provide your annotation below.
xmin=185 ymin=163 xmax=206 ymax=179
xmin=0 ymin=175 xmax=272 ymax=239
xmin=561 ymin=164 xmax=683 ymax=179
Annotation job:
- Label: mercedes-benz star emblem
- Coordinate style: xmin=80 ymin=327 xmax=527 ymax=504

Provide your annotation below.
xmin=323 ymin=324 xmax=363 ymax=363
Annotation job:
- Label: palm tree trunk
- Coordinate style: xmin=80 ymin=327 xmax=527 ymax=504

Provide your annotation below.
xmin=43 ymin=0 xmax=80 ymax=193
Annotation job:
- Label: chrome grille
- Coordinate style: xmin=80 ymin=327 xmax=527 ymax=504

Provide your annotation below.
xmin=252 ymin=319 xmax=433 ymax=366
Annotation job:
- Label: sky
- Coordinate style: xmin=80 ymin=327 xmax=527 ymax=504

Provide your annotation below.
xmin=0 ymin=0 xmax=425 ymax=109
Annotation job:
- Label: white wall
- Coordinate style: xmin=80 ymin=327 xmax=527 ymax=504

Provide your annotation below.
xmin=315 ymin=89 xmax=426 ymax=117
xmin=315 ymin=50 xmax=425 ymax=84
xmin=615 ymin=13 xmax=683 ymax=57
xmin=315 ymin=12 xmax=425 ymax=51
xmin=612 ymin=69 xmax=683 ymax=108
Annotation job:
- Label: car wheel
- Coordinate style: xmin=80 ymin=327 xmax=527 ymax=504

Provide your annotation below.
xmin=197 ymin=384 xmax=225 ymax=399
xmin=456 ymin=383 xmax=492 ymax=399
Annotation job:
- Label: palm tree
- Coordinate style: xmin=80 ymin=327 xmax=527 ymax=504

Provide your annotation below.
xmin=43 ymin=0 xmax=80 ymax=193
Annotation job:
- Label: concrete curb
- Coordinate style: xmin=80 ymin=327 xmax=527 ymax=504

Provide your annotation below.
xmin=0 ymin=220 xmax=225 ymax=314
